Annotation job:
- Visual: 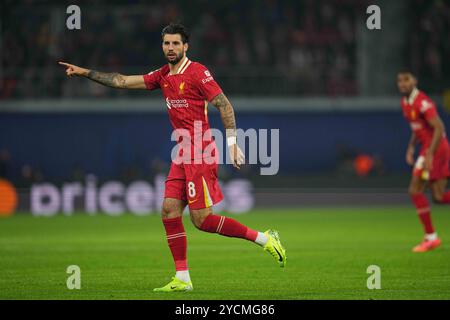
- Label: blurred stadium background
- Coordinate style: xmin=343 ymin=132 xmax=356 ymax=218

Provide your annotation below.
xmin=2 ymin=0 xmax=450 ymax=301
xmin=1 ymin=0 xmax=450 ymax=214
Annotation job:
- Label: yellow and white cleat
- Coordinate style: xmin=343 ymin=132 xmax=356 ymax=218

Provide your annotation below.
xmin=153 ymin=277 xmax=193 ymax=292
xmin=263 ymin=229 xmax=287 ymax=267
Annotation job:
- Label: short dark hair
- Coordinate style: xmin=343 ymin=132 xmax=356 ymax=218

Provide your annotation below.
xmin=161 ymin=23 xmax=190 ymax=43
xmin=398 ymin=68 xmax=416 ymax=77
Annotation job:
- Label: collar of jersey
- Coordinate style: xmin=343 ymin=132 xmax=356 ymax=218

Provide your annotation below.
xmin=169 ymin=57 xmax=191 ymax=76
xmin=407 ymin=88 xmax=419 ymax=105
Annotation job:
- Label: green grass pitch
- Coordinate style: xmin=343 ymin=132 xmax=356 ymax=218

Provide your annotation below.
xmin=1 ymin=207 xmax=450 ymax=300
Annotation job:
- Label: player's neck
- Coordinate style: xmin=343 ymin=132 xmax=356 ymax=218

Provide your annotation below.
xmin=405 ymin=87 xmax=419 ymax=104
xmin=169 ymin=56 xmax=188 ymax=75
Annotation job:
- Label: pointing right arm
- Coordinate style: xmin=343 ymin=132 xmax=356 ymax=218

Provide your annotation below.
xmin=58 ymin=61 xmax=147 ymax=89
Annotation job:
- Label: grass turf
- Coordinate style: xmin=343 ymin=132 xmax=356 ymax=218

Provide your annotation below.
xmin=0 ymin=207 xmax=450 ymax=300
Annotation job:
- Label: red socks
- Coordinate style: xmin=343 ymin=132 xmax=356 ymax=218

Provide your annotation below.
xmin=199 ymin=214 xmax=258 ymax=242
xmin=162 ymin=214 xmax=258 ymax=272
xmin=411 ymin=193 xmax=435 ymax=234
xmin=162 ymin=216 xmax=187 ymax=271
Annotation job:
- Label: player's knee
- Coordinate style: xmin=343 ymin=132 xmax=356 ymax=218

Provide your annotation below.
xmin=190 ymin=211 xmax=211 ymax=230
xmin=161 ymin=205 xmax=171 ymax=219
xmin=161 ymin=201 xmax=177 ymax=219
xmin=408 ymin=185 xmax=420 ymax=196
xmin=190 ymin=214 xmax=206 ymax=229
xmin=432 ymin=193 xmax=443 ymax=204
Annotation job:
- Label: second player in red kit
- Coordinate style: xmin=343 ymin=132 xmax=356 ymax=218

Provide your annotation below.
xmin=398 ymin=70 xmax=450 ymax=253
xmin=59 ymin=23 xmax=287 ymax=292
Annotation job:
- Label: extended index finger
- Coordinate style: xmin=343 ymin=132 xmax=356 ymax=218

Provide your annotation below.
xmin=58 ymin=61 xmax=72 ymax=67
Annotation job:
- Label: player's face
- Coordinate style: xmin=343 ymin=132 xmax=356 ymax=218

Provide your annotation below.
xmin=162 ymin=34 xmax=188 ymax=65
xmin=397 ymin=73 xmax=417 ymax=95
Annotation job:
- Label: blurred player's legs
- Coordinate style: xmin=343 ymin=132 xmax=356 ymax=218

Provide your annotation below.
xmin=430 ymin=178 xmax=450 ymax=204
xmin=408 ymin=144 xmax=450 ymax=252
xmin=409 ymin=176 xmax=441 ymax=253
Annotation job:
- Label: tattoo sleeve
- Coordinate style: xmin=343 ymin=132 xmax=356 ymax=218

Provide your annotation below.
xmin=211 ymin=93 xmax=236 ymax=136
xmin=85 ymin=70 xmax=126 ymax=88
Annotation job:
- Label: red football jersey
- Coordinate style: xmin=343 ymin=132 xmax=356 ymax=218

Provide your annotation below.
xmin=143 ymin=57 xmax=223 ymax=161
xmin=401 ymin=88 xmax=448 ymax=151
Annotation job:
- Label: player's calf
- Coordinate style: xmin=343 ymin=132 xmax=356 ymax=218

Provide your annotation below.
xmin=190 ymin=209 xmax=268 ymax=245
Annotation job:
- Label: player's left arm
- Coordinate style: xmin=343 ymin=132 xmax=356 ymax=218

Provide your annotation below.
xmin=425 ymin=115 xmax=445 ymax=169
xmin=210 ymin=93 xmax=245 ymax=169
xmin=427 ymin=115 xmax=445 ymax=155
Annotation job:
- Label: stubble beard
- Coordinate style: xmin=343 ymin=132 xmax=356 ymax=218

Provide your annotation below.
xmin=166 ymin=50 xmax=184 ymax=65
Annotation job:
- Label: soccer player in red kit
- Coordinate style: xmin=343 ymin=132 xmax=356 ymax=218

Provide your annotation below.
xmin=59 ymin=23 xmax=286 ymax=291
xmin=398 ymin=70 xmax=449 ymax=252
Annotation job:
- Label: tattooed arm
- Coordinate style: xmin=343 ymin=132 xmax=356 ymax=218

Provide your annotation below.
xmin=210 ymin=93 xmax=244 ymax=169
xmin=211 ymin=93 xmax=236 ymax=134
xmin=58 ymin=61 xmax=146 ymax=89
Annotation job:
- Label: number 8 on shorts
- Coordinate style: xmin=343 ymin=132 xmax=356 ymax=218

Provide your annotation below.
xmin=188 ymin=181 xmax=196 ymax=198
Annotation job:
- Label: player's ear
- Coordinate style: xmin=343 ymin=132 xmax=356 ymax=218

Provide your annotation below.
xmin=184 ymin=42 xmax=189 ymax=52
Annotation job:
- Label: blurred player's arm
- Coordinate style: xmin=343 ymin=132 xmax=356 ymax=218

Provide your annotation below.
xmin=406 ymin=133 xmax=417 ymax=165
xmin=58 ymin=62 xmax=146 ymax=89
xmin=210 ymin=93 xmax=245 ymax=169
xmin=427 ymin=116 xmax=445 ymax=155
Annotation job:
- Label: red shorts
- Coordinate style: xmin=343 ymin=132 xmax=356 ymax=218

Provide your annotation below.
xmin=413 ymin=142 xmax=450 ymax=181
xmin=164 ymin=161 xmax=224 ymax=210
